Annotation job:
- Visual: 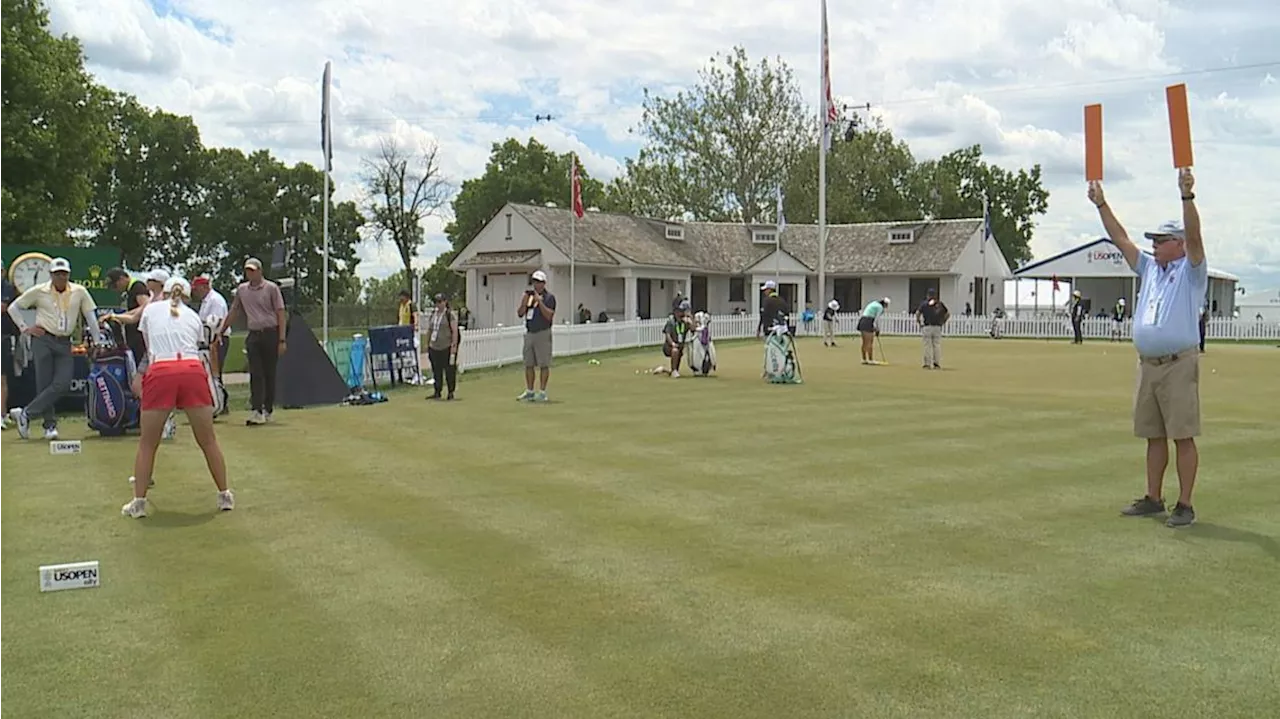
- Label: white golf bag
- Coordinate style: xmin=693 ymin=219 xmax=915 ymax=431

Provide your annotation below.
xmin=763 ymin=323 xmax=802 ymax=384
xmin=688 ymin=311 xmax=717 ymax=376
xmin=200 ymin=322 xmax=229 ymax=416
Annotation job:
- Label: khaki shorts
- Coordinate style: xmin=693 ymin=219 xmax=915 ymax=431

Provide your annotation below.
xmin=523 ymin=330 xmax=553 ymax=369
xmin=1133 ymin=347 xmax=1200 ymax=440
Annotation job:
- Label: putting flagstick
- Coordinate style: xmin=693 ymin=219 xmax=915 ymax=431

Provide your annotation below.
xmin=1165 ymin=83 xmax=1194 ymax=169
xmin=876 ymin=333 xmax=889 ymax=365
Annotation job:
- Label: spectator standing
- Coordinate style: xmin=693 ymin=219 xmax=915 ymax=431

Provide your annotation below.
xmin=424 ymin=293 xmax=459 ymax=400
xmin=6 ymin=258 xmax=102 ymax=439
xmin=821 ymin=300 xmax=839 ymax=347
xmin=1069 ymin=290 xmax=1086 ymax=344
xmin=219 ymin=258 xmax=286 ymax=425
xmin=192 ymin=277 xmax=231 ymax=380
xmin=1089 ymin=169 xmax=1206 ymax=528
xmin=516 ymin=270 xmax=556 ymax=402
xmin=915 ymin=289 xmax=950 ymax=369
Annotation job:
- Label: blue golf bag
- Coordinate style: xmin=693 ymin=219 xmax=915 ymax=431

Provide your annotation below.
xmin=85 ymin=338 xmax=141 ymax=436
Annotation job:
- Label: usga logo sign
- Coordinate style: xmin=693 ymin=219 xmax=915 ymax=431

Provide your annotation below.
xmin=39 ymin=561 xmax=101 ymax=592
xmin=1088 ymin=250 xmax=1125 ymax=264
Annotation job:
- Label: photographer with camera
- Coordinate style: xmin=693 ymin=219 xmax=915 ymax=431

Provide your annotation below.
xmin=515 ymin=270 xmax=556 ymax=402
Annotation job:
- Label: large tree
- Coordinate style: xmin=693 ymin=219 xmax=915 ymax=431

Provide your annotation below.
xmin=1 ymin=0 xmax=113 ymax=243
xmin=908 ymin=145 xmax=1049 ymax=266
xmin=81 ymin=94 xmax=207 ymax=269
xmin=782 ymin=120 xmax=920 ymax=225
xmin=422 ymin=137 xmax=607 ymax=302
xmin=360 ymin=136 xmax=450 ymax=275
xmin=605 ymin=45 xmax=811 ymax=223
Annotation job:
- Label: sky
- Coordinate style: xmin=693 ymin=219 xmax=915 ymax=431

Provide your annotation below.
xmin=45 ymin=0 xmax=1280 ymax=299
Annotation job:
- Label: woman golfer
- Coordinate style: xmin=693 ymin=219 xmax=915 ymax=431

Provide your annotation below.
xmin=857 ymin=297 xmax=890 ymax=364
xmin=121 ymin=277 xmax=234 ymax=518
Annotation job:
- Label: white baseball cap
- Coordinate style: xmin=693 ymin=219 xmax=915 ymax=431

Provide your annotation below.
xmin=531 ymin=270 xmax=547 ymax=282
xmin=163 ymin=276 xmax=190 ymax=297
xmin=828 ymin=300 xmax=839 ymax=310
xmin=1143 ymin=219 xmax=1186 ymax=240
xmin=760 ymin=280 xmax=777 ymax=290
xmin=147 ymin=269 xmax=170 ymax=284
xmin=49 ymin=257 xmax=71 ymax=274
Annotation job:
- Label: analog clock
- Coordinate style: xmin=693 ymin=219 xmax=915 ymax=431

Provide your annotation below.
xmin=8 ymin=252 xmax=52 ymax=293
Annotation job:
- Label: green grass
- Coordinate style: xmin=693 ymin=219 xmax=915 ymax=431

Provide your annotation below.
xmin=3 ymin=337 xmax=1278 ymax=718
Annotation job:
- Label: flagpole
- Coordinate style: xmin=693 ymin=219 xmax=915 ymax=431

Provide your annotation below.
xmin=321 ymin=60 xmax=332 ymax=346
xmin=817 ymin=0 xmax=830 ymax=309
xmin=775 ymin=185 xmax=782 ymax=283
xmin=569 ymin=153 xmax=576 ymax=326
xmin=981 ymin=195 xmax=988 ymax=315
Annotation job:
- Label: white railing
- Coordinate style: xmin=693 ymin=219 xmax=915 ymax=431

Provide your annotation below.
xmin=438 ymin=313 xmax=1278 ymax=372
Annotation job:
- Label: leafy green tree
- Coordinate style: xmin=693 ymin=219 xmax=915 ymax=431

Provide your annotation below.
xmin=908 ymin=145 xmax=1049 ymax=266
xmin=782 ymin=120 xmax=920 ymax=225
xmin=423 ymin=137 xmax=607 ymax=300
xmin=605 ymin=45 xmax=811 ymax=223
xmin=81 ymin=93 xmax=207 ymax=269
xmin=1 ymin=0 xmax=113 ymax=242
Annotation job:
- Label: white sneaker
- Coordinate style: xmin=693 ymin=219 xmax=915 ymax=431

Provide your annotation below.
xmin=216 ymin=489 xmax=235 ymax=512
xmin=671 ymin=370 xmax=681 ymax=378
xmin=121 ymin=497 xmax=148 ymax=518
xmin=162 ymin=415 xmax=177 ymax=440
xmin=264 ymin=411 xmax=273 ymax=423
xmin=10 ymin=408 xmax=29 ymax=439
xmin=43 ymin=426 xmax=59 ymax=440
xmin=245 ymin=411 xmax=266 ymax=426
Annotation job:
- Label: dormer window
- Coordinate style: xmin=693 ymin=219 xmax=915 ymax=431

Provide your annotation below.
xmin=888 ymin=228 xmax=915 ymax=244
xmin=665 ymin=225 xmax=684 ymax=240
xmin=753 ymin=230 xmax=777 ymax=245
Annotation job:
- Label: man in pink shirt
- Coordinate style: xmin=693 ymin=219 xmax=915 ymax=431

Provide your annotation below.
xmin=218 ymin=258 xmax=286 ymax=425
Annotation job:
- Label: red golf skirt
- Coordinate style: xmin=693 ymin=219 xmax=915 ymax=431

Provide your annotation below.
xmin=141 ymin=358 xmax=213 ymax=411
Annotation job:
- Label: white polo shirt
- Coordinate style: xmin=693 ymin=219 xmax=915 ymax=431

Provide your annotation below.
xmin=139 ymin=300 xmax=204 ymax=363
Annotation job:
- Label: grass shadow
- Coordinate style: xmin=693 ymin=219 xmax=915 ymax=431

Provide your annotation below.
xmin=1174 ymin=522 xmax=1280 ymax=561
xmin=137 ymin=510 xmax=219 ymax=529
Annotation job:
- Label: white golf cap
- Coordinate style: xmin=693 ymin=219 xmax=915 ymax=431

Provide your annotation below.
xmin=1118 ymin=298 xmax=1126 ymax=304
xmin=828 ymin=300 xmax=839 ymax=310
xmin=531 ymin=270 xmax=547 ymax=282
xmin=1143 ymin=219 xmax=1186 ymax=240
xmin=147 ymin=269 xmax=170 ymax=283
xmin=49 ymin=257 xmax=71 ymax=274
xmin=761 ymin=280 xmax=777 ymax=290
xmin=163 ymin=276 xmax=190 ymax=297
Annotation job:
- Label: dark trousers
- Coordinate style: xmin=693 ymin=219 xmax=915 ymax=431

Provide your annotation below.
xmin=245 ymin=328 xmax=280 ymax=413
xmin=216 ymin=337 xmax=230 ymax=378
xmin=1072 ymin=318 xmax=1083 ymax=343
xmin=427 ymin=347 xmax=457 ymax=396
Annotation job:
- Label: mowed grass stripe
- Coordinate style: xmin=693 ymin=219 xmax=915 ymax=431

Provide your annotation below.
xmin=254 ymin=431 xmax=881 ymax=717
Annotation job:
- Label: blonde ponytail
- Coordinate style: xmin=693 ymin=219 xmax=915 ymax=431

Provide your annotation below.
xmin=169 ymin=288 xmax=185 ymax=317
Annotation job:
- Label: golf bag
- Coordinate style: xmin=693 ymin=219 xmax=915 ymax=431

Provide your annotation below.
xmin=688 ymin=311 xmax=717 ymax=376
xmin=200 ymin=324 xmax=229 ymax=416
xmin=762 ymin=324 xmax=802 ymax=384
xmin=85 ymin=335 xmax=141 ymax=436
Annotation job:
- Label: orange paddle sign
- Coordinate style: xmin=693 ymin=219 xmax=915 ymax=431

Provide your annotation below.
xmin=1084 ymin=104 xmax=1103 ymax=181
xmin=1166 ymin=83 xmax=1194 ymax=168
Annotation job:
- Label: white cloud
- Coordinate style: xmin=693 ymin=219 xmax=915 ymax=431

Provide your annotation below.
xmin=44 ymin=0 xmax=1280 ymax=290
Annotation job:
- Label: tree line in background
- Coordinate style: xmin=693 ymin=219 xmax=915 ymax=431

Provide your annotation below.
xmin=4 ymin=0 xmax=1049 ymax=314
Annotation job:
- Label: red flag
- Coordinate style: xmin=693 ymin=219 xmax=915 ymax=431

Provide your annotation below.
xmin=571 ymin=157 xmax=584 ymax=219
xmin=1052 ymin=274 xmax=1060 ymax=292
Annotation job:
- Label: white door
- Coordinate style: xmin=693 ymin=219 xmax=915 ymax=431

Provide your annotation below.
xmin=489 ymin=273 xmax=529 ymax=328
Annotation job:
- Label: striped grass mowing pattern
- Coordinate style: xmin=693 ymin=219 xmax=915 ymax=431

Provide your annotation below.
xmin=2 ymin=337 xmax=1278 ymax=718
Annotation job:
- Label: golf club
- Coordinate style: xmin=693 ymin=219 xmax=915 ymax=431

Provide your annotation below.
xmin=876 ymin=333 xmax=890 ymax=365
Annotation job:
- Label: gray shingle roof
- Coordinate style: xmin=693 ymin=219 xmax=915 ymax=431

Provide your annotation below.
xmin=458 ymin=250 xmax=542 ymax=268
xmin=507 ymin=203 xmax=980 ymax=274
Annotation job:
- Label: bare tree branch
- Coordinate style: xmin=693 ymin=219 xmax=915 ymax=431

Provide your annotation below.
xmin=359 ymin=136 xmax=450 ymax=273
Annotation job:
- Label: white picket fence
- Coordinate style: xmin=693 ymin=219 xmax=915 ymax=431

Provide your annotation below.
xmin=442 ymin=313 xmax=1280 ymax=372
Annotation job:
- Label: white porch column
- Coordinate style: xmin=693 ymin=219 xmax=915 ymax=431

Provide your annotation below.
xmin=797 ymin=275 xmax=807 ymax=315
xmin=751 ymin=276 xmax=762 ymax=318
xmin=624 ymin=273 xmax=638 ymax=320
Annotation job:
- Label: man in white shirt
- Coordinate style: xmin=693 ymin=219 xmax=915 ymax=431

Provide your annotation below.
xmin=192 ymin=277 xmax=230 ymax=379
xmin=6 ymin=257 xmax=103 ymax=439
